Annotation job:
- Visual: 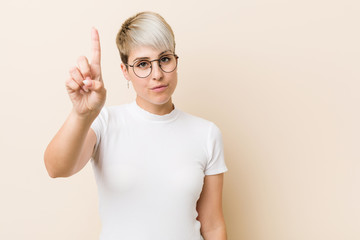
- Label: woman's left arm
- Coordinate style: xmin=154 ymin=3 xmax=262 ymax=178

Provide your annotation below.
xmin=196 ymin=173 xmax=227 ymax=240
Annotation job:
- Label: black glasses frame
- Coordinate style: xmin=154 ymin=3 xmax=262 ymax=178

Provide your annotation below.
xmin=126 ymin=54 xmax=179 ymax=78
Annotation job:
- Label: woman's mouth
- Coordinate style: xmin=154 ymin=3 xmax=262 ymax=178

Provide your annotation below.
xmin=151 ymin=84 xmax=168 ymax=92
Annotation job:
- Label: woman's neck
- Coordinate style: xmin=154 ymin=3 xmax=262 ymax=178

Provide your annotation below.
xmin=135 ymin=97 xmax=174 ymax=115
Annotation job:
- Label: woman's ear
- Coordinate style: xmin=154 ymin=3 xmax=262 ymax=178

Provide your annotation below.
xmin=120 ymin=63 xmax=131 ymax=81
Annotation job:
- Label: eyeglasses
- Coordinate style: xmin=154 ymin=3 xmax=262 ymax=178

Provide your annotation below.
xmin=126 ymin=54 xmax=179 ymax=78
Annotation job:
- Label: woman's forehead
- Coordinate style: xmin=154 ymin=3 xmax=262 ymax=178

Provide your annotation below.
xmin=129 ymin=45 xmax=172 ymax=62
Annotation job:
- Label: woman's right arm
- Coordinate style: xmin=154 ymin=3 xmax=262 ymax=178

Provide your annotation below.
xmin=44 ymin=27 xmax=106 ymax=178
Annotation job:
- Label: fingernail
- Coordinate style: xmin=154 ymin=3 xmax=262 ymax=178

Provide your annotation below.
xmin=83 ymin=79 xmax=90 ymax=86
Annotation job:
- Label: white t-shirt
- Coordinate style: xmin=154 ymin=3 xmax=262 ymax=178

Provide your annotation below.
xmin=90 ymin=101 xmax=228 ymax=240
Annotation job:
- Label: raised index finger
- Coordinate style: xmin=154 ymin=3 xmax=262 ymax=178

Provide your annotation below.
xmin=91 ymin=27 xmax=101 ymax=67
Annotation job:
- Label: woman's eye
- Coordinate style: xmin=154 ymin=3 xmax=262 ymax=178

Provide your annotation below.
xmin=160 ymin=56 xmax=170 ymax=63
xmin=136 ymin=61 xmax=149 ymax=68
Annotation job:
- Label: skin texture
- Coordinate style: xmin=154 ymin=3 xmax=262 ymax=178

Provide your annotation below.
xmin=120 ymin=46 xmax=178 ymax=115
xmin=196 ymin=173 xmax=227 ymax=240
xmin=44 ymin=28 xmax=226 ymax=240
xmin=44 ymin=27 xmax=104 ymax=178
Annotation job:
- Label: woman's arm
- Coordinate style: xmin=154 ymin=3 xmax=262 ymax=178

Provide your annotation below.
xmin=44 ymin=27 xmax=106 ymax=178
xmin=196 ymin=173 xmax=227 ymax=240
xmin=44 ymin=110 xmax=97 ymax=178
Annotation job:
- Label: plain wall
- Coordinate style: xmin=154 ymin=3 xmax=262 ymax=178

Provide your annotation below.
xmin=0 ymin=0 xmax=359 ymax=239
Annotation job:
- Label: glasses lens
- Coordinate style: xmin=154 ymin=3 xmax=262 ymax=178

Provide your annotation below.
xmin=160 ymin=55 xmax=177 ymax=73
xmin=133 ymin=55 xmax=178 ymax=78
xmin=134 ymin=60 xmax=152 ymax=78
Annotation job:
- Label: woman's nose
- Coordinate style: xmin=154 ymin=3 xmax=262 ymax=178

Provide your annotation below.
xmin=151 ymin=61 xmax=163 ymax=80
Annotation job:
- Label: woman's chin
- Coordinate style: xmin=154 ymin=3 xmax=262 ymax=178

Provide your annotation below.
xmin=137 ymin=95 xmax=172 ymax=106
xmin=151 ymin=97 xmax=172 ymax=106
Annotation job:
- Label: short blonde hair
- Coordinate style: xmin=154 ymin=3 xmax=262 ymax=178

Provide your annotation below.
xmin=116 ymin=11 xmax=176 ymax=65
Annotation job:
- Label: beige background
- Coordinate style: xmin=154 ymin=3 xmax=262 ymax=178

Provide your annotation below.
xmin=0 ymin=0 xmax=359 ymax=239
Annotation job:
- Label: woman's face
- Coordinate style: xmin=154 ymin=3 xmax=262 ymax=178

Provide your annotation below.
xmin=121 ymin=45 xmax=178 ymax=108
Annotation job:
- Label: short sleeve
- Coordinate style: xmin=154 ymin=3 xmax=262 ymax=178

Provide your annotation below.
xmin=90 ymin=107 xmax=108 ymax=157
xmin=205 ymin=122 xmax=228 ymax=175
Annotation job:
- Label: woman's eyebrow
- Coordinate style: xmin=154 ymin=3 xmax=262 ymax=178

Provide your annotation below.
xmin=158 ymin=50 xmax=171 ymax=56
xmin=132 ymin=50 xmax=171 ymax=63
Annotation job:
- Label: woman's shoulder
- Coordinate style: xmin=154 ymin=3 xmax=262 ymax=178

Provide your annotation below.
xmin=94 ymin=103 xmax=133 ymax=125
xmin=178 ymin=110 xmax=220 ymax=132
xmin=105 ymin=103 xmax=129 ymax=111
xmin=100 ymin=102 xmax=132 ymax=115
xmin=180 ymin=110 xmax=210 ymax=123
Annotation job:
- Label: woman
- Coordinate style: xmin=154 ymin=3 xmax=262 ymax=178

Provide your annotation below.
xmin=44 ymin=11 xmax=228 ymax=240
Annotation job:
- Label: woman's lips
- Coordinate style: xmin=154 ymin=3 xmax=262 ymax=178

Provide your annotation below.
xmin=151 ymin=85 xmax=168 ymax=92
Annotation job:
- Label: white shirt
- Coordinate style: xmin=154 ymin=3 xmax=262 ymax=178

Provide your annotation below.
xmin=91 ymin=101 xmax=228 ymax=240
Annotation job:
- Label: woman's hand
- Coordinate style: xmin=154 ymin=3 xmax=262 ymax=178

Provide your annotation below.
xmin=65 ymin=27 xmax=106 ymax=118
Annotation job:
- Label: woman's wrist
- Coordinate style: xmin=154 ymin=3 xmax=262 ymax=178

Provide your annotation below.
xmin=70 ymin=108 xmax=100 ymax=125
